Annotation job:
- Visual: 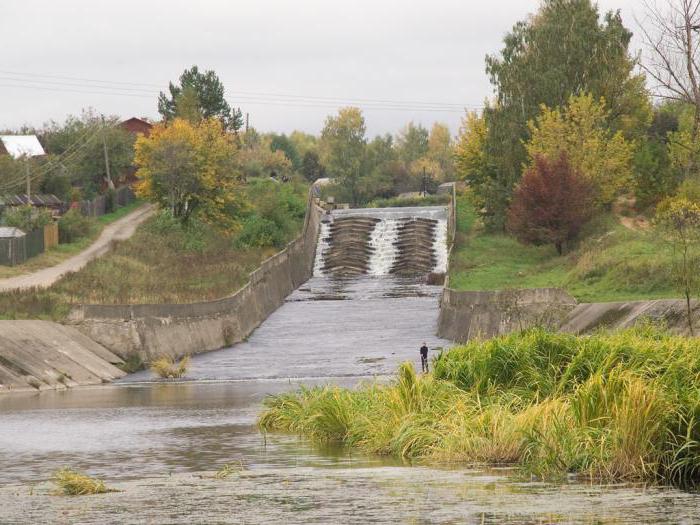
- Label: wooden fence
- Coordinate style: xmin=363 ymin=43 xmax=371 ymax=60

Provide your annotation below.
xmin=79 ymin=187 xmax=135 ymax=217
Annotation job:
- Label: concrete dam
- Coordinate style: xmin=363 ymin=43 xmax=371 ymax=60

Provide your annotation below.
xmin=314 ymin=206 xmax=448 ymax=278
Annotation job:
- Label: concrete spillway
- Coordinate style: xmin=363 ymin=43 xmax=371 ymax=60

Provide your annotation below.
xmin=314 ymin=206 xmax=448 ymax=278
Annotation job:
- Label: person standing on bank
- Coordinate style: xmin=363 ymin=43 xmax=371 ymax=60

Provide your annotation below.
xmin=420 ymin=342 xmax=429 ymax=373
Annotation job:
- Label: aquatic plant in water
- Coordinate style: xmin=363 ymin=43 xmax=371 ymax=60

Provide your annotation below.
xmin=259 ymin=326 xmax=700 ymax=486
xmin=52 ymin=468 xmax=116 ymax=496
xmin=150 ymin=355 xmax=191 ymax=379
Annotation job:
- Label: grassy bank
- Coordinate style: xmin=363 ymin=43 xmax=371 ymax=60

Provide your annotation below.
xmin=448 ymin=194 xmax=676 ymax=302
xmin=259 ymin=327 xmax=700 ymax=486
xmin=0 ymin=179 xmax=307 ymax=319
xmin=0 ymin=201 xmax=143 ymax=280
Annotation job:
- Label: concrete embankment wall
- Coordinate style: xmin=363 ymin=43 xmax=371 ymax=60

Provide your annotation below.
xmin=437 ymin=288 xmax=578 ymax=342
xmin=437 ymin=288 xmax=700 ymax=342
xmin=0 ymin=321 xmax=126 ymax=394
xmin=68 ymin=201 xmax=324 ymax=361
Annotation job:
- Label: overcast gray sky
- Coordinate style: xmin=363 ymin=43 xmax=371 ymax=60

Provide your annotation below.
xmin=0 ymin=0 xmax=644 ymax=137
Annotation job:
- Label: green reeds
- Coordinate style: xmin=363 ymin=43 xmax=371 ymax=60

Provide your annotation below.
xmin=259 ymin=327 xmax=700 ymax=486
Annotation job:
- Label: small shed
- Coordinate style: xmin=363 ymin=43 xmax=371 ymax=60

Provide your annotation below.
xmin=0 ymin=227 xmax=26 ymax=266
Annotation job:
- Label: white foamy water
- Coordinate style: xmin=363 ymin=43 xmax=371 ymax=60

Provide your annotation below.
xmin=314 ymin=206 xmax=449 ymax=277
xmin=432 ymin=219 xmax=448 ymax=274
xmin=367 ymin=219 xmax=399 ymax=276
xmin=313 ymin=221 xmax=331 ymax=277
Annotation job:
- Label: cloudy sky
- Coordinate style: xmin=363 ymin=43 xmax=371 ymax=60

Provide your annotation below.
xmin=0 ymin=0 xmax=645 ymax=136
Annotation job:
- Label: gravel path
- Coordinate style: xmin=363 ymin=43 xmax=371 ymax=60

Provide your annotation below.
xmin=0 ymin=204 xmax=154 ymax=292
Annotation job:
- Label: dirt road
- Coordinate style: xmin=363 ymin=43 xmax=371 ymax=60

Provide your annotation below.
xmin=0 ymin=203 xmax=154 ymax=293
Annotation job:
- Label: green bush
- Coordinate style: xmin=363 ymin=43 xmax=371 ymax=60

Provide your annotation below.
xmin=58 ymin=209 xmax=93 ymax=243
xmin=238 ymin=178 xmax=307 ymax=248
xmin=236 ymin=215 xmax=284 ymax=248
xmin=3 ymin=206 xmax=52 ymax=232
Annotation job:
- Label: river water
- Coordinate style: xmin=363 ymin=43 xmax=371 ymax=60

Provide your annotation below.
xmin=1 ymin=213 xmax=700 ymax=523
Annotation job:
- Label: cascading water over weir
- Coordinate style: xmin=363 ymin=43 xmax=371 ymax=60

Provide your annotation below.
xmin=313 ymin=206 xmax=449 ymax=278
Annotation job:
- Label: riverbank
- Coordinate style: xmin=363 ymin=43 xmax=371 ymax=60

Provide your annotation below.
xmin=448 ymin=194 xmax=680 ymax=303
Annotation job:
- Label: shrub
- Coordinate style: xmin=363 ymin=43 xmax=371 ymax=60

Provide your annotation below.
xmin=507 ymin=153 xmax=596 ymax=255
xmin=58 ymin=209 xmax=93 ymax=243
xmin=52 ymin=468 xmax=115 ymax=495
xmin=236 ymin=215 xmax=283 ymax=248
xmin=150 ymin=355 xmax=190 ymax=379
xmin=3 ymin=206 xmax=52 ymax=232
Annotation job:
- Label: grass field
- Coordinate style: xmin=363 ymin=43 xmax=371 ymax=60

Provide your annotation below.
xmin=0 ymin=179 xmax=307 ymax=319
xmin=0 ymin=201 xmax=143 ymax=280
xmin=448 ymin=195 xmax=677 ymax=302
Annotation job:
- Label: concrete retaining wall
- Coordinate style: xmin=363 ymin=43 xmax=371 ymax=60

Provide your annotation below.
xmin=438 ymin=287 xmax=700 ymax=342
xmin=68 ymin=198 xmax=324 ymax=361
xmin=0 ymin=320 xmax=126 ymax=394
xmin=438 ymin=287 xmax=578 ymax=342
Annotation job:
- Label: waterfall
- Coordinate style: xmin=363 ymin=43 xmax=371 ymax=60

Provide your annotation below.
xmin=313 ymin=221 xmax=331 ymax=277
xmin=432 ymin=219 xmax=448 ymax=274
xmin=367 ymin=219 xmax=399 ymax=276
xmin=313 ymin=206 xmax=449 ymax=278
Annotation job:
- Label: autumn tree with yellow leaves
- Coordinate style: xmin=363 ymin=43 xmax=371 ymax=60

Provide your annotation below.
xmin=134 ymin=118 xmax=245 ymax=231
xmin=525 ymin=94 xmax=634 ymax=207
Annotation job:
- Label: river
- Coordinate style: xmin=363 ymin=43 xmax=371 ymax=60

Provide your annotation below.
xmin=1 ymin=208 xmax=699 ymax=523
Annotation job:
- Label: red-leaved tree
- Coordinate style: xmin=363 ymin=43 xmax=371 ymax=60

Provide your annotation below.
xmin=507 ymin=153 xmax=595 ymax=255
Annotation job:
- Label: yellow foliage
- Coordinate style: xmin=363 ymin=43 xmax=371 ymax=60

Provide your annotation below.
xmin=454 ymin=111 xmax=488 ymax=184
xmin=134 ymin=118 xmax=244 ymax=232
xmin=526 ymin=93 xmax=634 ymax=206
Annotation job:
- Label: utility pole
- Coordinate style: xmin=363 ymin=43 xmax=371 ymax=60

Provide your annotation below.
xmin=25 ymin=157 xmax=31 ymax=205
xmin=245 ymin=112 xmax=249 ymax=134
xmin=101 ymin=116 xmax=115 ymax=190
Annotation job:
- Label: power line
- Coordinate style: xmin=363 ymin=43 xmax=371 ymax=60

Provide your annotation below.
xmin=0 ymin=70 xmax=484 ymax=112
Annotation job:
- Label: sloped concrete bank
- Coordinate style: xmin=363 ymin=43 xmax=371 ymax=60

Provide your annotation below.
xmin=67 ymin=201 xmax=324 ymax=361
xmin=0 ymin=320 xmax=125 ymax=393
xmin=437 ymin=288 xmax=700 ymax=342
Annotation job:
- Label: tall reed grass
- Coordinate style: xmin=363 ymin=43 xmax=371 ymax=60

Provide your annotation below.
xmin=259 ymin=326 xmax=700 ymax=486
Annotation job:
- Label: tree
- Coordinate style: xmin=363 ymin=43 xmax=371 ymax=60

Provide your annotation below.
xmin=174 ymin=85 xmax=203 ymax=124
xmin=507 ymin=153 xmax=595 ymax=255
xmin=41 ymin=110 xmax=135 ymax=195
xmin=301 ymin=150 xmax=326 ymax=182
xmin=319 ymin=107 xmax=367 ymax=206
xmin=396 ymin=122 xmax=429 ymax=164
xmin=134 ymin=118 xmax=243 ymax=229
xmin=269 ymin=133 xmax=301 ymax=170
xmin=640 ymin=1 xmax=700 ymax=160
xmin=655 ymin=197 xmax=700 ymax=335
xmin=455 ymin=111 xmax=498 ymax=217
xmin=427 ymin=122 xmax=454 ymax=181
xmin=237 ymin=135 xmax=293 ymax=181
xmin=158 ymin=66 xmax=244 ymax=132
xmin=478 ymin=0 xmax=650 ymax=229
xmin=525 ymin=93 xmax=635 ymax=206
